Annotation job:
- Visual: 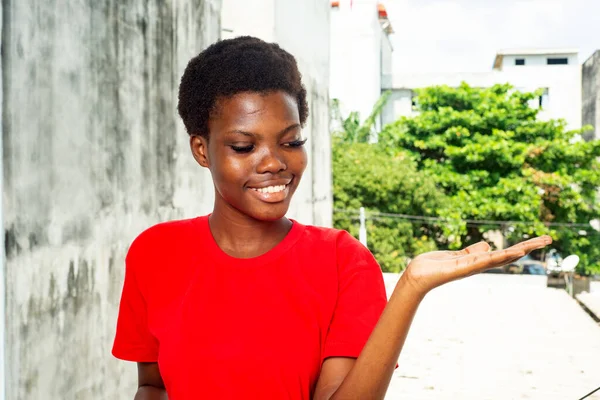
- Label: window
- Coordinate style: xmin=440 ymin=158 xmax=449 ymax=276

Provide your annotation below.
xmin=515 ymin=58 xmax=525 ymax=66
xmin=538 ymin=88 xmax=549 ymax=109
xmin=411 ymin=91 xmax=419 ymax=111
xmin=547 ymin=58 xmax=568 ymax=65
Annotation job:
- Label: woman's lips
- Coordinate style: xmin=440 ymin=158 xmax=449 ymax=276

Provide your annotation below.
xmin=247 ymin=184 xmax=290 ymax=203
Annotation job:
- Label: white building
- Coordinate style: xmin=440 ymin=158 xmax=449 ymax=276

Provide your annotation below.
xmin=221 ymin=0 xmax=333 ymax=227
xmin=383 ymin=48 xmax=582 ymax=131
xmin=329 ymin=0 xmax=394 ymax=131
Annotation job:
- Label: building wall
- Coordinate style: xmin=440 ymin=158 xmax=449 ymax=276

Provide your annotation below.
xmin=220 ymin=0 xmax=275 ymax=40
xmin=383 ymin=66 xmax=582 ymax=131
xmin=501 ymin=53 xmax=578 ymax=68
xmin=381 ymin=89 xmax=413 ymax=124
xmin=221 ymin=0 xmax=332 ymax=227
xmin=330 ymin=0 xmax=385 ymax=128
xmin=380 ymin=34 xmax=394 ymax=89
xmin=2 ymin=1 xmax=221 ymax=398
xmin=582 ymin=50 xmax=600 ymax=141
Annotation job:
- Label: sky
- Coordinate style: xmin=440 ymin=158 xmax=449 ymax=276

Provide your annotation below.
xmin=384 ymin=0 xmax=600 ymax=73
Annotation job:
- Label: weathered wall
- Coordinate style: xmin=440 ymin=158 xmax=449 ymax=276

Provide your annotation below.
xmin=221 ymin=0 xmax=333 ymax=227
xmin=2 ymin=1 xmax=221 ymax=398
xmin=582 ymin=50 xmax=600 ymax=141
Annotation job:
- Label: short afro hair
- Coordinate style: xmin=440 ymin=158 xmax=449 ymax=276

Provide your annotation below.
xmin=177 ymin=36 xmax=309 ymax=138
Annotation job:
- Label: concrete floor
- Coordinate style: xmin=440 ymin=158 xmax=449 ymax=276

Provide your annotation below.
xmin=382 ymin=273 xmax=600 ymax=400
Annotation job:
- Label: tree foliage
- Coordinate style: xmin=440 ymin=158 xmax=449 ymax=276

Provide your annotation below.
xmin=333 ymin=83 xmax=600 ymax=275
xmin=332 ymin=141 xmax=444 ymax=272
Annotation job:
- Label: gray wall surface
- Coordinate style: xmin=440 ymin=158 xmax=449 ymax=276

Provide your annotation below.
xmin=2 ymin=1 xmax=222 ymax=398
xmin=582 ymin=50 xmax=600 ymax=141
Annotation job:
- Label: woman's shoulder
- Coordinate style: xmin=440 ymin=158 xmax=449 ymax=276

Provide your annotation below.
xmin=128 ymin=216 xmax=205 ymax=258
xmin=298 ymin=224 xmax=379 ymax=272
xmin=299 ymin=223 xmax=365 ymax=250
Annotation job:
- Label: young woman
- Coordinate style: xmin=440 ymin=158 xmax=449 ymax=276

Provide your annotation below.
xmin=112 ymin=36 xmax=551 ymax=400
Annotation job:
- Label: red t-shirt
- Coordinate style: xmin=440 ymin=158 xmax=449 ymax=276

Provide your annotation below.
xmin=112 ymin=216 xmax=387 ymax=399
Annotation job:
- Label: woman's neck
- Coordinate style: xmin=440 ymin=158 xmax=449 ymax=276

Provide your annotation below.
xmin=208 ymin=203 xmax=292 ymax=259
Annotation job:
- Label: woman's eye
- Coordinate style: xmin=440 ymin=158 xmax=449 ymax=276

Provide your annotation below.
xmin=285 ymin=139 xmax=307 ymax=148
xmin=230 ymin=144 xmax=254 ymax=153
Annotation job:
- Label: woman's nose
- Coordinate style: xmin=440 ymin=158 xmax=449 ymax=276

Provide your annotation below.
xmin=256 ymin=147 xmax=287 ymax=174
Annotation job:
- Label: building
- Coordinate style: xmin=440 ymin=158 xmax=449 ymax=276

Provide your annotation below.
xmin=329 ymin=0 xmax=394 ymax=132
xmin=221 ymin=0 xmax=333 ymax=227
xmin=582 ymin=50 xmax=600 ymax=141
xmin=383 ymin=48 xmax=582 ymax=131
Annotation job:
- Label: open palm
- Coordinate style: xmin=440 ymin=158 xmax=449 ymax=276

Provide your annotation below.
xmin=404 ymin=235 xmax=553 ymax=295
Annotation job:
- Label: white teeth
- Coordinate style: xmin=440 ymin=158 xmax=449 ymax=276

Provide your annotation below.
xmin=253 ymin=185 xmax=287 ymax=194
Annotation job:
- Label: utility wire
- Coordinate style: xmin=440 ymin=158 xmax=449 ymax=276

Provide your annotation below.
xmin=343 ymin=216 xmax=600 ymax=237
xmin=334 ymin=209 xmax=598 ymax=229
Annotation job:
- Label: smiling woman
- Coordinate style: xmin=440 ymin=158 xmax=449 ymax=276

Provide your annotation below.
xmin=112 ymin=36 xmax=552 ymax=400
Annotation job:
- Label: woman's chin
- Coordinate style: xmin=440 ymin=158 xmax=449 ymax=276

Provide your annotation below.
xmin=248 ymin=205 xmax=290 ymax=222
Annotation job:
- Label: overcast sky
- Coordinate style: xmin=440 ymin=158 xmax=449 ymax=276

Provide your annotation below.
xmin=384 ymin=0 xmax=600 ymax=73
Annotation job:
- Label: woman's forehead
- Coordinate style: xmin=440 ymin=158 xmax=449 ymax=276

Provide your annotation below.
xmin=213 ymin=91 xmax=300 ymax=126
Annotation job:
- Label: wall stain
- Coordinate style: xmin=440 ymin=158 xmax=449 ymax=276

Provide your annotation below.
xmin=62 ymin=217 xmax=92 ymax=243
xmin=5 ymin=225 xmax=21 ymax=259
xmin=19 ymin=252 xmax=117 ymax=398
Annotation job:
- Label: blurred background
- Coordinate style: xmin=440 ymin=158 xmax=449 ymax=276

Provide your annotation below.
xmin=2 ymin=0 xmax=600 ymax=399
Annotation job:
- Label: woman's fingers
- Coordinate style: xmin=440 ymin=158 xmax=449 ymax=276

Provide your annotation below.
xmin=421 ymin=235 xmax=552 ymax=277
xmin=457 ymin=236 xmax=552 ymax=275
xmin=457 ymin=247 xmax=527 ymax=274
xmin=423 ymin=241 xmax=491 ymax=260
xmin=507 ymin=235 xmax=552 ymax=253
xmin=463 ymin=241 xmax=491 ymax=255
xmin=431 ymin=236 xmax=550 ymax=261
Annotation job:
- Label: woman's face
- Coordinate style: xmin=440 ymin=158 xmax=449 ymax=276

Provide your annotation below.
xmin=191 ymin=90 xmax=307 ymax=221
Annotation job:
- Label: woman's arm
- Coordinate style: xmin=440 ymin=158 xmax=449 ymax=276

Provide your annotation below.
xmin=134 ymin=362 xmax=168 ymax=400
xmin=317 ymin=236 xmax=551 ymax=400
xmin=313 ymin=276 xmax=421 ymax=400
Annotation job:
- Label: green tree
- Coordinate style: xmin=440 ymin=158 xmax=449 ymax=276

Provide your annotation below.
xmin=331 ymin=91 xmax=391 ymax=143
xmin=378 ymin=82 xmax=600 ymax=274
xmin=332 ymin=141 xmax=445 ymax=272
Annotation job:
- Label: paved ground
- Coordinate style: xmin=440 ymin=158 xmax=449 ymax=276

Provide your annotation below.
xmin=381 ymin=274 xmax=600 ymax=400
xmin=578 ymin=291 xmax=600 ymax=322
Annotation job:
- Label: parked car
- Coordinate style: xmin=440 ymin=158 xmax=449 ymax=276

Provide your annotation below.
xmin=504 ymin=254 xmax=546 ymax=274
xmin=504 ymin=263 xmax=523 ymax=274
xmin=483 ymin=266 xmax=505 ymax=274
xmin=521 ymin=263 xmax=546 ymax=275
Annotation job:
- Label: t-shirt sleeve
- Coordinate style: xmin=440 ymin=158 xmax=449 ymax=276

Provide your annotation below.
xmin=112 ymin=237 xmax=159 ymax=362
xmin=322 ymin=231 xmax=388 ymax=361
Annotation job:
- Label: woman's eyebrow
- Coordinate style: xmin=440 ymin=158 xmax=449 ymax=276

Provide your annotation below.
xmin=225 ymin=129 xmax=255 ymax=137
xmin=278 ymin=123 xmax=301 ymax=137
xmin=225 ymin=123 xmax=301 ymax=138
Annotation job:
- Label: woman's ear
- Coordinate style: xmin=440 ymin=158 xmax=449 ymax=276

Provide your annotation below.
xmin=190 ymin=135 xmax=210 ymax=168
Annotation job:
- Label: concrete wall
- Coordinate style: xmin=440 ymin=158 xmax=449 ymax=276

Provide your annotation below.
xmin=221 ymin=0 xmax=332 ymax=227
xmin=2 ymin=1 xmax=221 ymax=398
xmin=582 ymin=50 xmax=600 ymax=141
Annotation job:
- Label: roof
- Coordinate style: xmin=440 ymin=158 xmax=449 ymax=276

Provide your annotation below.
xmin=493 ymin=48 xmax=579 ymax=70
xmin=496 ymin=48 xmax=579 ymax=56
